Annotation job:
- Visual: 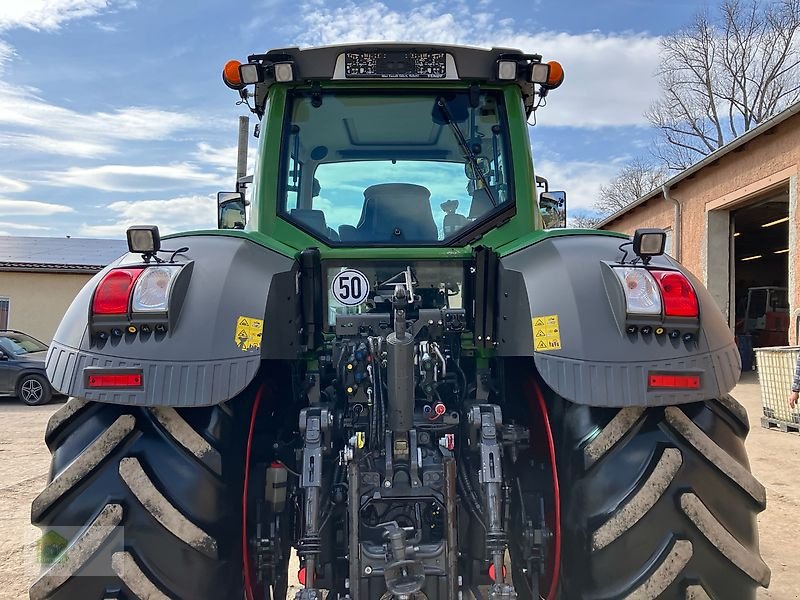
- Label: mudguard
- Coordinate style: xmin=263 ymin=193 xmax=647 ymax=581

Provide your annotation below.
xmin=46 ymin=235 xmax=295 ymax=407
xmin=496 ymin=233 xmax=741 ymax=407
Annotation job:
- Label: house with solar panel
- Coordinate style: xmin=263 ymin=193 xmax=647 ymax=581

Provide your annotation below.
xmin=0 ymin=236 xmax=127 ymax=342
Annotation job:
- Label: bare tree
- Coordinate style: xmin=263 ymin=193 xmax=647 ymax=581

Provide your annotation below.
xmin=569 ymin=210 xmax=602 ymax=228
xmin=647 ymin=0 xmax=800 ymax=169
xmin=595 ymin=158 xmax=668 ymax=215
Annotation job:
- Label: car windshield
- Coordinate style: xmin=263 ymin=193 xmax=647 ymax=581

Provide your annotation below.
xmin=0 ymin=332 xmax=47 ymax=355
xmin=279 ymin=90 xmax=513 ymax=245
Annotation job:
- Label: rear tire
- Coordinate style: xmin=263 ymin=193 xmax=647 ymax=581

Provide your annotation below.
xmin=558 ymin=397 xmax=769 ymax=599
xmin=18 ymin=373 xmax=52 ymax=406
xmin=30 ymin=398 xmax=247 ymax=599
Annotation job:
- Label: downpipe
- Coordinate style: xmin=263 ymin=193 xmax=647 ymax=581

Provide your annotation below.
xmin=663 ymin=182 xmax=681 ymax=262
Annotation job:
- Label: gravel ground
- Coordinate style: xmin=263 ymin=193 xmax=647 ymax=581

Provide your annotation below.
xmin=0 ymin=371 xmax=796 ymax=599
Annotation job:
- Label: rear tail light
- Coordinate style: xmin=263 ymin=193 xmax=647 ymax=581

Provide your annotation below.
xmin=92 ymin=265 xmax=184 ymax=317
xmin=131 ymin=265 xmax=181 ymax=313
xmin=613 ymin=267 xmax=662 ymax=316
xmin=92 ymin=268 xmax=145 ymax=315
xmin=650 ymin=270 xmax=699 ymax=318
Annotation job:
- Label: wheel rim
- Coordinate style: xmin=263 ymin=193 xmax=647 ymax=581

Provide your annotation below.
xmin=21 ymin=378 xmax=44 ymax=403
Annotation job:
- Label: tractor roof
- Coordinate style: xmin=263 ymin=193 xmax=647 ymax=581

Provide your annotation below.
xmin=249 ymin=43 xmax=535 ymax=82
xmin=231 ymin=43 xmax=557 ymax=118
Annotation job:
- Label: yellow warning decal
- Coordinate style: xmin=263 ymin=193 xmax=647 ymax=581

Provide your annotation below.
xmin=235 ymin=315 xmax=264 ymax=352
xmin=532 ymin=314 xmax=561 ymax=352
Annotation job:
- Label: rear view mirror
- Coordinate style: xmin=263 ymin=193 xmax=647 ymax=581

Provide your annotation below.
xmin=464 ymin=157 xmax=491 ymax=180
xmin=539 ymin=190 xmax=567 ymax=228
xmin=432 ymin=94 xmax=470 ymax=125
xmin=217 ymin=192 xmax=247 ymax=230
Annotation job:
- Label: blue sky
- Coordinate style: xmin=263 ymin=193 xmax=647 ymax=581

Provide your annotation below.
xmin=0 ymin=0 xmax=709 ymax=238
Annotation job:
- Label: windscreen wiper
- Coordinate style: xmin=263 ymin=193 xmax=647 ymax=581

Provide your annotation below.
xmin=435 ymin=97 xmax=497 ymax=208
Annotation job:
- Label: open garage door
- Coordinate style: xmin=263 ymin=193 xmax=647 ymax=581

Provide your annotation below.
xmin=732 ymin=190 xmax=790 ymax=354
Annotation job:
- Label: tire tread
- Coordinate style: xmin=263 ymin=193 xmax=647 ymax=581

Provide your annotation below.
xmin=30 ymin=401 xmax=243 ymax=599
xmin=665 ymin=407 xmax=765 ymax=507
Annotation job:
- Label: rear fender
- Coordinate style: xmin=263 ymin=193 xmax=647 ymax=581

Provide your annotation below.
xmin=496 ymin=234 xmax=740 ymax=407
xmin=46 ymin=235 xmax=295 ymax=406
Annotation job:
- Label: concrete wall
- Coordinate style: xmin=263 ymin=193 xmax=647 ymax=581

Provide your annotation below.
xmin=600 ymin=112 xmax=800 ymax=340
xmin=0 ymin=271 xmax=93 ymax=343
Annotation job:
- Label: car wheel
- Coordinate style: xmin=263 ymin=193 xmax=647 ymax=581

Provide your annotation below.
xmin=17 ymin=373 xmax=53 ymax=406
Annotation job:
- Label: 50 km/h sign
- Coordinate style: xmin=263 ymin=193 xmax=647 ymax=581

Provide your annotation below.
xmin=331 ymin=269 xmax=370 ymax=306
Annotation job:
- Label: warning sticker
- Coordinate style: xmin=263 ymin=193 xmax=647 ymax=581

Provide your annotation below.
xmin=235 ymin=315 xmax=264 ymax=352
xmin=532 ymin=315 xmax=562 ymax=352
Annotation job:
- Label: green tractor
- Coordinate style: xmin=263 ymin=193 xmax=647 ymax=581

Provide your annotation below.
xmin=32 ymin=44 xmax=768 ymax=600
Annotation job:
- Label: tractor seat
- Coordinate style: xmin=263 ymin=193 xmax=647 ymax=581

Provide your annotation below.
xmin=355 ymin=183 xmax=437 ymax=242
xmin=468 ymin=187 xmax=497 ymax=219
xmin=290 ymin=208 xmax=340 ymax=241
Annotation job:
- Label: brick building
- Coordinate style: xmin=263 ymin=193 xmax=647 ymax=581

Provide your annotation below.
xmin=598 ymin=101 xmax=800 ymax=349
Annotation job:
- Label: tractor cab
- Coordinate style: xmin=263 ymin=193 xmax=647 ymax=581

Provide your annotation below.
xmin=220 ymin=44 xmax=565 ymax=251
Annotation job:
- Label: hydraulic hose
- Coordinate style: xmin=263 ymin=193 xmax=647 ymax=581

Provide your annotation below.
xmin=529 ymin=379 xmax=561 ymax=600
xmin=457 ymin=456 xmax=486 ymax=530
xmin=243 ymin=384 xmax=266 ymax=600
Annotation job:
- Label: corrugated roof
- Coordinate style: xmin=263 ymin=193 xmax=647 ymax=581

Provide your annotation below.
xmin=0 ymin=236 xmax=128 ymax=273
xmin=596 ymin=100 xmax=800 ymax=229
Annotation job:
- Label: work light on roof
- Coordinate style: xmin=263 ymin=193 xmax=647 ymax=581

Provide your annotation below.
xmin=497 ymin=60 xmax=518 ymax=80
xmin=239 ymin=63 xmax=263 ymax=85
xmin=273 ymin=61 xmax=295 ymax=83
xmin=529 ymin=62 xmax=551 ymax=84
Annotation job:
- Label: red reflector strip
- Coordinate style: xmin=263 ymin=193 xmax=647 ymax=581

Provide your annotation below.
xmin=648 ymin=374 xmax=701 ymax=389
xmin=87 ymin=373 xmax=143 ymax=388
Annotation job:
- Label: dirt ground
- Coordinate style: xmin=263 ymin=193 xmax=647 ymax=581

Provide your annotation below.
xmin=0 ymin=372 xmax=796 ymax=599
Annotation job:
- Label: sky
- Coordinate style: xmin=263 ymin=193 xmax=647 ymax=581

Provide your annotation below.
xmin=0 ymin=0 xmax=712 ymax=239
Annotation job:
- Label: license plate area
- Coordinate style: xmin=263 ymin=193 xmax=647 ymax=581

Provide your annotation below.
xmin=344 ymin=51 xmax=447 ymax=79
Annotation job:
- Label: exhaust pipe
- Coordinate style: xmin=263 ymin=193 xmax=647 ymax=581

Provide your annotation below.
xmin=236 ymin=115 xmax=249 ymax=192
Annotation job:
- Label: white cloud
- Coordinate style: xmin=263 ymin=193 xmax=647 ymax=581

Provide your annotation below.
xmin=0 ymin=222 xmax=51 ymax=231
xmin=94 ymin=21 xmax=118 ymax=32
xmin=0 ymin=198 xmax=73 ymax=215
xmin=535 ymin=158 xmax=620 ymax=212
xmin=294 ymin=1 xmax=661 ymax=127
xmin=0 ymin=1 xmax=115 ymax=32
xmin=497 ymin=32 xmax=660 ymax=128
xmin=193 ymin=142 xmax=258 ymax=173
xmin=78 ymin=195 xmax=217 ymax=237
xmin=297 ymin=3 xmax=461 ymax=45
xmin=0 ymin=84 xmax=201 ymax=147
xmin=0 ymin=132 xmax=113 ymax=158
xmin=0 ymin=40 xmax=12 ymax=71
xmin=46 ymin=163 xmax=226 ymax=192
xmin=0 ymin=174 xmax=29 ymax=193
